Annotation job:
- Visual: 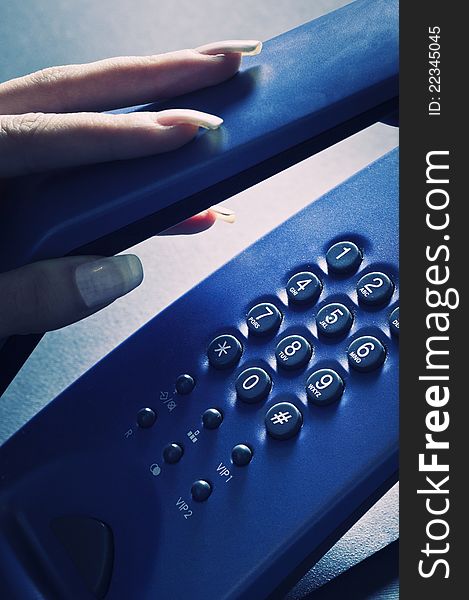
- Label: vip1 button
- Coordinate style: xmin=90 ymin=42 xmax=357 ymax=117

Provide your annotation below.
xmin=207 ymin=334 xmax=243 ymax=369
xmin=236 ymin=367 xmax=271 ymax=403
xmin=275 ymin=335 xmax=312 ymax=370
xmin=347 ymin=336 xmax=386 ymax=372
xmin=265 ymin=402 xmax=303 ymax=440
xmin=246 ymin=303 xmax=282 ymax=336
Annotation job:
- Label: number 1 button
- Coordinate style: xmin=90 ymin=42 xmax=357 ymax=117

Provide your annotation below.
xmin=326 ymin=241 xmax=362 ymax=275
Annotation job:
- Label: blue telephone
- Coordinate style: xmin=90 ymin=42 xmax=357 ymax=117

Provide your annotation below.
xmin=0 ymin=0 xmax=399 ymax=598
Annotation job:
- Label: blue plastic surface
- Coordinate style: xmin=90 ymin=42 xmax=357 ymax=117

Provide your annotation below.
xmin=0 ymin=149 xmax=399 ymax=599
xmin=0 ymin=0 xmax=398 ymax=273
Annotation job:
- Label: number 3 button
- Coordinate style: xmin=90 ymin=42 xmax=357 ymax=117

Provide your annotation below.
xmin=236 ymin=367 xmax=272 ymax=403
xmin=347 ymin=335 xmax=386 ymax=372
xmin=275 ymin=335 xmax=312 ymax=370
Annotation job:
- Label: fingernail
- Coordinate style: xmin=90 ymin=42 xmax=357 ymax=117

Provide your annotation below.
xmin=210 ymin=205 xmax=236 ymax=223
xmin=156 ymin=109 xmax=223 ymax=130
xmin=75 ymin=255 xmax=143 ymax=309
xmin=196 ymin=39 xmax=263 ymax=56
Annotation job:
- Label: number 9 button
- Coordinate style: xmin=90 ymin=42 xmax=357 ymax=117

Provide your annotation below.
xmin=306 ymin=368 xmax=344 ymax=405
xmin=347 ymin=335 xmax=386 ymax=372
xmin=316 ymin=303 xmax=353 ymax=338
xmin=275 ymin=335 xmax=312 ymax=370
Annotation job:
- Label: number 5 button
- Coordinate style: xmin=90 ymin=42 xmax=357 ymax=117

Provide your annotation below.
xmin=236 ymin=367 xmax=272 ymax=403
xmin=316 ymin=303 xmax=353 ymax=338
xmin=347 ymin=335 xmax=386 ymax=372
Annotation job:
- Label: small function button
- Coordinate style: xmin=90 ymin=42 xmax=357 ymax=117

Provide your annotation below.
xmin=202 ymin=408 xmax=223 ymax=429
xmin=356 ymin=272 xmax=394 ymax=307
xmin=265 ymin=402 xmax=303 ymax=440
xmin=275 ymin=335 xmax=312 ymax=370
xmin=136 ymin=407 xmax=156 ymax=428
xmin=246 ymin=303 xmax=282 ymax=336
xmin=326 ymin=241 xmax=362 ymax=275
xmin=347 ymin=336 xmax=386 ymax=372
xmin=316 ymin=303 xmax=353 ymax=338
xmin=389 ymin=307 xmax=400 ymax=336
xmin=175 ymin=374 xmax=195 ymax=395
xmin=231 ymin=444 xmax=253 ymax=466
xmin=286 ymin=272 xmax=322 ymax=305
xmin=306 ymin=369 xmax=344 ymax=406
xmin=191 ymin=480 xmax=212 ymax=502
xmin=236 ymin=367 xmax=271 ymax=404
xmin=207 ymin=334 xmax=243 ymax=369
xmin=163 ymin=443 xmax=184 ymax=464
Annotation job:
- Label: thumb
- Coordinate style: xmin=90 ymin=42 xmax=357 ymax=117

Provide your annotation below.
xmin=0 ymin=255 xmax=143 ymax=337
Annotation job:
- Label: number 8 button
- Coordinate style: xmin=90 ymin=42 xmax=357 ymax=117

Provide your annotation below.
xmin=275 ymin=335 xmax=312 ymax=370
xmin=347 ymin=335 xmax=386 ymax=372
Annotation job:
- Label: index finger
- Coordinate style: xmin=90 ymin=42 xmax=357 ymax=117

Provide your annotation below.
xmin=0 ymin=40 xmax=261 ymax=115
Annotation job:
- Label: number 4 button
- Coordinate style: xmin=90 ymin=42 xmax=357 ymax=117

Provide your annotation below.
xmin=286 ymin=272 xmax=322 ymax=305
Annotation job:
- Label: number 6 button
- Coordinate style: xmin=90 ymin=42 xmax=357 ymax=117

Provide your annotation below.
xmin=236 ymin=367 xmax=272 ymax=403
xmin=356 ymin=272 xmax=394 ymax=307
xmin=347 ymin=335 xmax=386 ymax=372
xmin=275 ymin=335 xmax=312 ymax=370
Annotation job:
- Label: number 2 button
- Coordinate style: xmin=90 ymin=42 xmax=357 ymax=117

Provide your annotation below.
xmin=356 ymin=272 xmax=394 ymax=307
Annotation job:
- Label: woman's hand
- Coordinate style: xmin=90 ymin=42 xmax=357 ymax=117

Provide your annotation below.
xmin=0 ymin=40 xmax=260 ymax=338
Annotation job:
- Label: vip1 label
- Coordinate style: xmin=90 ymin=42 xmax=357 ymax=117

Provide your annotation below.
xmin=216 ymin=462 xmax=233 ymax=483
xmin=176 ymin=497 xmax=193 ymax=519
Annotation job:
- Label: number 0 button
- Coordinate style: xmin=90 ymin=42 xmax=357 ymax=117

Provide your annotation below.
xmin=347 ymin=336 xmax=386 ymax=372
xmin=357 ymin=272 xmax=394 ymax=307
xmin=306 ymin=369 xmax=344 ymax=405
xmin=275 ymin=335 xmax=312 ymax=370
xmin=207 ymin=334 xmax=243 ymax=369
xmin=326 ymin=241 xmax=362 ymax=275
xmin=286 ymin=272 xmax=322 ymax=305
xmin=246 ymin=303 xmax=282 ymax=336
xmin=236 ymin=367 xmax=272 ymax=404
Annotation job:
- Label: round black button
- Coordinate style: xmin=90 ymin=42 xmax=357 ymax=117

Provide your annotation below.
xmin=202 ymin=408 xmax=223 ymax=429
xmin=163 ymin=443 xmax=184 ymax=464
xmin=306 ymin=369 xmax=344 ymax=405
xmin=316 ymin=303 xmax=353 ymax=338
xmin=191 ymin=480 xmax=212 ymax=502
xmin=175 ymin=374 xmax=195 ymax=395
xmin=236 ymin=367 xmax=271 ymax=404
xmin=136 ymin=407 xmax=156 ymax=428
xmin=231 ymin=444 xmax=253 ymax=466
xmin=286 ymin=272 xmax=322 ymax=305
xmin=265 ymin=402 xmax=303 ymax=440
xmin=347 ymin=336 xmax=386 ymax=372
xmin=326 ymin=241 xmax=362 ymax=275
xmin=356 ymin=272 xmax=394 ymax=307
xmin=246 ymin=303 xmax=282 ymax=336
xmin=275 ymin=335 xmax=312 ymax=370
xmin=207 ymin=334 xmax=243 ymax=369
xmin=389 ymin=307 xmax=399 ymax=336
